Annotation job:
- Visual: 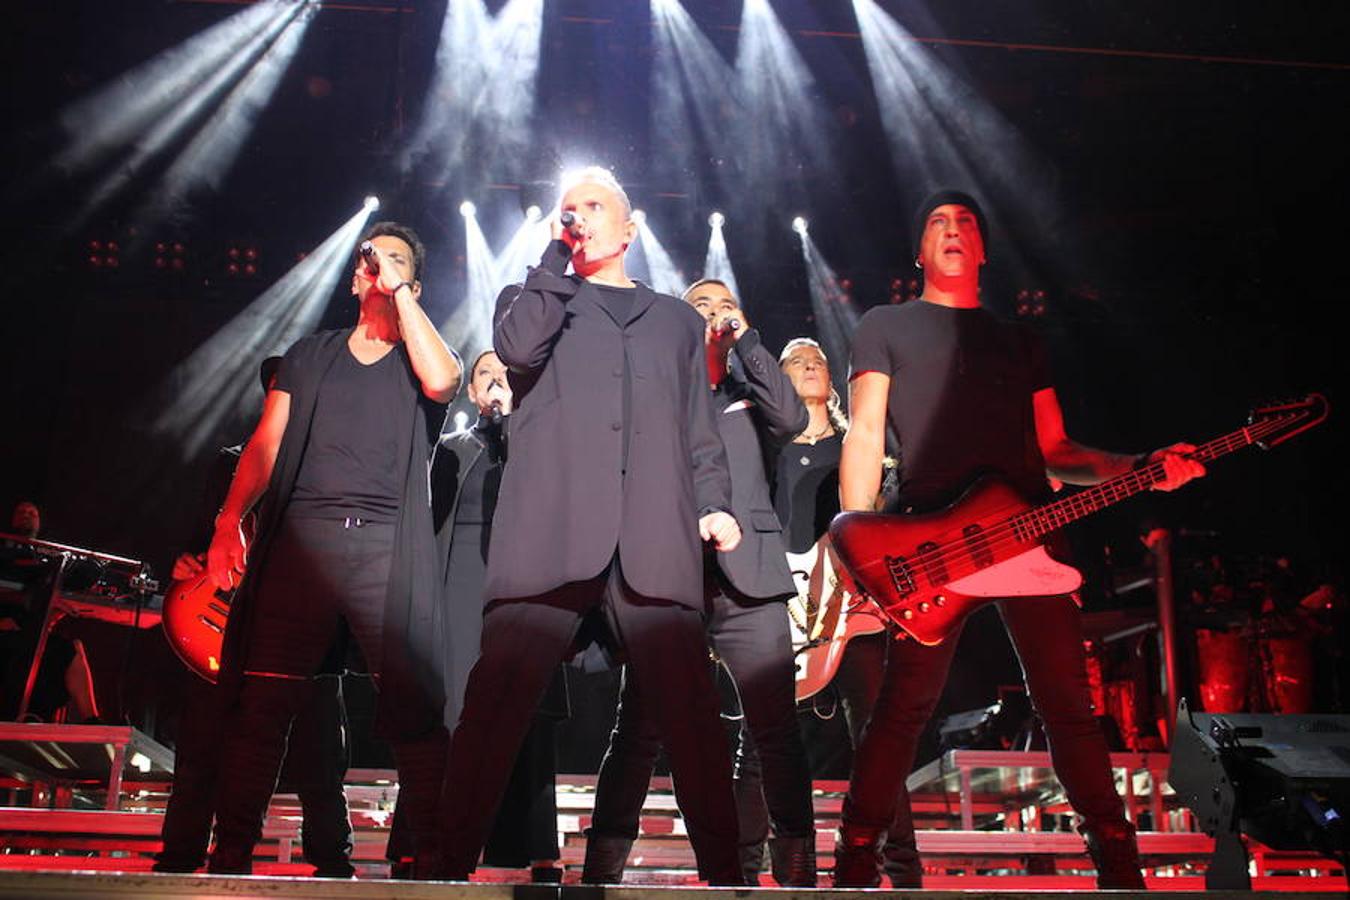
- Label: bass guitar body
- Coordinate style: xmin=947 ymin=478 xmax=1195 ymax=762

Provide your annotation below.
xmin=830 ymin=477 xmax=1081 ymax=647
xmin=829 ymin=395 xmax=1327 ymax=646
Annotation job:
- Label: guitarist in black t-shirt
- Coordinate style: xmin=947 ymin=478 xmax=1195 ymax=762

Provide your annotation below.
xmin=833 ymin=191 xmax=1204 ymax=889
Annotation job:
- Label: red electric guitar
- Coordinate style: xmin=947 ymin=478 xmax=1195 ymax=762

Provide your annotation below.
xmin=161 ymin=515 xmax=255 ymax=683
xmin=829 ymin=395 xmax=1328 ymax=646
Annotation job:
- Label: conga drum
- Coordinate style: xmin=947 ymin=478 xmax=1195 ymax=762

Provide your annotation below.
xmin=1194 ymin=627 xmax=1250 ymax=712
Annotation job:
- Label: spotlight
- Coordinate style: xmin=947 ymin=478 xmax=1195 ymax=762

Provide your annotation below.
xmin=631 ymin=209 xmax=647 ymax=226
xmin=792 ymin=216 xmax=808 ymax=235
xmin=459 ymin=200 xmax=477 ymax=218
xmin=525 ymin=205 xmax=541 ymax=221
xmin=708 ymin=211 xmax=725 ymax=229
xmin=364 ymin=195 xmax=380 ymax=211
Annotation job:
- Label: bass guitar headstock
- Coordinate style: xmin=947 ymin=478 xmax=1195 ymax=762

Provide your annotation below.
xmin=1249 ymin=393 xmax=1328 ymax=450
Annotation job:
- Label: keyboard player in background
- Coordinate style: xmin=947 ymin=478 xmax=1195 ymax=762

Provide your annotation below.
xmin=0 ymin=500 xmax=101 ymax=723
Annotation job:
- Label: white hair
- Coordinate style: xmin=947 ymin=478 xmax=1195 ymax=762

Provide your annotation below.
xmin=559 ymin=165 xmax=632 ymax=218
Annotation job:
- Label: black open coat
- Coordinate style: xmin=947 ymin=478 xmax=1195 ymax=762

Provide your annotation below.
xmin=216 ymin=329 xmax=450 ymax=740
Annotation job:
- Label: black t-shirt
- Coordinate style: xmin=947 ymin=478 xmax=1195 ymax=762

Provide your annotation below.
xmin=849 ymin=301 xmax=1052 ymax=511
xmin=284 ymin=340 xmax=415 ymax=523
xmin=774 ymin=433 xmax=842 ymax=554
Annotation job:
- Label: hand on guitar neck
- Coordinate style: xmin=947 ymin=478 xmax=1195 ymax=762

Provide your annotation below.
xmin=1143 ymin=442 xmax=1206 ymax=491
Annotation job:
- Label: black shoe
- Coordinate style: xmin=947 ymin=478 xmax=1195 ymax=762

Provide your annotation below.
xmin=531 ymin=864 xmax=564 ymax=883
xmin=769 ymin=835 xmax=818 ymax=887
xmin=882 ymin=832 xmax=924 ymax=888
xmin=740 ymin=842 xmax=766 ymax=886
xmin=151 ymin=858 xmax=202 ymax=874
xmin=581 ymin=832 xmax=633 ymax=885
xmin=1081 ymin=819 xmax=1147 ymax=889
xmin=832 ymin=826 xmax=883 ymax=888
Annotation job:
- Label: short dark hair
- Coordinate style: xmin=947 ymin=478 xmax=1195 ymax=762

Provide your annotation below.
xmin=681 ymin=277 xmax=732 ymax=303
xmin=357 ymin=221 xmax=426 ymax=282
xmin=468 ymin=348 xmax=498 ymax=376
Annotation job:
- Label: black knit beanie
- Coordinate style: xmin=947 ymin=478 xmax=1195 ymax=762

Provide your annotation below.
xmin=912 ymin=190 xmax=989 ymax=258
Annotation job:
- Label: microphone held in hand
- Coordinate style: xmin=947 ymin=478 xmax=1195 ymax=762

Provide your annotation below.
xmin=718 ymin=317 xmax=742 ymax=335
xmin=559 ymin=211 xmax=577 ymax=228
xmin=359 ymin=240 xmax=379 ymax=276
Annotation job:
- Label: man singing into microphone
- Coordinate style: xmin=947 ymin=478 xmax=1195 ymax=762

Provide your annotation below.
xmin=437 ymin=167 xmax=745 ymax=884
xmin=204 ymin=221 xmax=461 ymax=875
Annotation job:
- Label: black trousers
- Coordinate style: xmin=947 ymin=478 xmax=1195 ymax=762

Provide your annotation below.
xmin=842 ymin=595 xmax=1129 ymax=842
xmin=157 ymin=675 xmax=352 ymax=875
xmin=590 ymin=583 xmax=814 ymax=849
xmin=210 ymin=517 xmax=446 ymax=871
xmin=438 ymin=559 xmax=741 ymax=882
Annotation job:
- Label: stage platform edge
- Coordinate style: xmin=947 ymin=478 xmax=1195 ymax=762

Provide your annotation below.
xmin=0 ymin=870 xmax=1342 ymax=900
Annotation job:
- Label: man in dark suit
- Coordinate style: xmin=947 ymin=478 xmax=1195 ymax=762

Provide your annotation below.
xmin=583 ymin=279 xmax=817 ymax=886
xmin=436 ymin=167 xmax=744 ymax=884
xmin=418 ymin=349 xmax=566 ymax=882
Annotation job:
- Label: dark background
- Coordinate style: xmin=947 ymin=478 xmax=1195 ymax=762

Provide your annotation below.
xmin=1 ymin=0 xmax=1345 ymax=768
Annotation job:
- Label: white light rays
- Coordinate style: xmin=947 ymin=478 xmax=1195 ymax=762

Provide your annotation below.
xmin=852 ymin=0 xmax=1068 ymax=256
xmin=134 ymin=2 xmax=315 ymax=228
xmin=56 ymin=1 xmax=282 ymax=174
xmin=148 ymin=200 xmax=376 ymax=458
xmin=734 ymin=0 xmax=837 ymax=199
xmin=631 ymin=216 xmax=688 ymax=297
xmin=703 ymin=214 xmax=740 ymax=298
xmin=441 ymin=206 xmax=551 ymax=358
xmin=649 ymin=0 xmax=742 ymax=198
xmin=65 ymin=1 xmax=310 ymax=234
xmin=650 ymin=0 xmax=837 ymax=215
xmin=797 ymin=230 xmax=859 ymax=391
xmin=403 ymin=0 xmax=544 ymax=185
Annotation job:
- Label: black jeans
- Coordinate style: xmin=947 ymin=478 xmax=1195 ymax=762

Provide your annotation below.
xmin=591 ymin=586 xmax=814 ymax=848
xmin=843 ymin=595 xmax=1129 ymax=842
xmin=158 ymin=674 xmax=352 ymax=874
xmin=210 ymin=517 xmax=446 ymax=871
xmin=439 ymin=559 xmax=741 ymax=883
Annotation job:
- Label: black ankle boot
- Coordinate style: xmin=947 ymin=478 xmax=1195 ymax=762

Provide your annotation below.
xmin=581 ymin=832 xmax=633 ymax=885
xmin=769 ymin=835 xmax=818 ymax=887
xmin=739 ymin=842 xmax=766 ymax=886
xmin=1080 ymin=819 xmax=1147 ymax=889
xmin=882 ymin=831 xmax=924 ymax=888
xmin=832 ymin=826 xmax=883 ymax=888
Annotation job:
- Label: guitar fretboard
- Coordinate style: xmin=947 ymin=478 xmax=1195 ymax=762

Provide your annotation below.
xmin=1011 ymin=414 xmax=1293 ymax=541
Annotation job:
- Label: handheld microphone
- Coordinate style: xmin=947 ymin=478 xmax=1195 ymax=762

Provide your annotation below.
xmin=559 ymin=211 xmax=577 ymax=227
xmin=359 ymin=241 xmax=379 ymax=276
xmin=718 ymin=317 xmax=742 ymax=335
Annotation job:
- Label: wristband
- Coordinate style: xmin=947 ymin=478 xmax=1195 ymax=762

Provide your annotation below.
xmin=394 ymin=280 xmax=415 ymax=297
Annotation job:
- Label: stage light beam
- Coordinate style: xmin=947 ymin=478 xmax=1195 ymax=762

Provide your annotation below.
xmin=149 ymin=199 xmax=378 ymax=459
xmin=630 ymin=216 xmax=687 ymax=297
xmin=133 ymin=1 xmax=315 ymax=227
xmin=649 ymin=0 xmax=742 ymax=201
xmin=851 ymin=0 xmax=1072 ymax=269
xmin=703 ymin=213 xmax=740 ymax=299
xmin=796 ymin=229 xmax=859 ymax=392
xmin=403 ymin=0 xmax=544 ymax=185
xmin=734 ymin=0 xmax=837 ymax=201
